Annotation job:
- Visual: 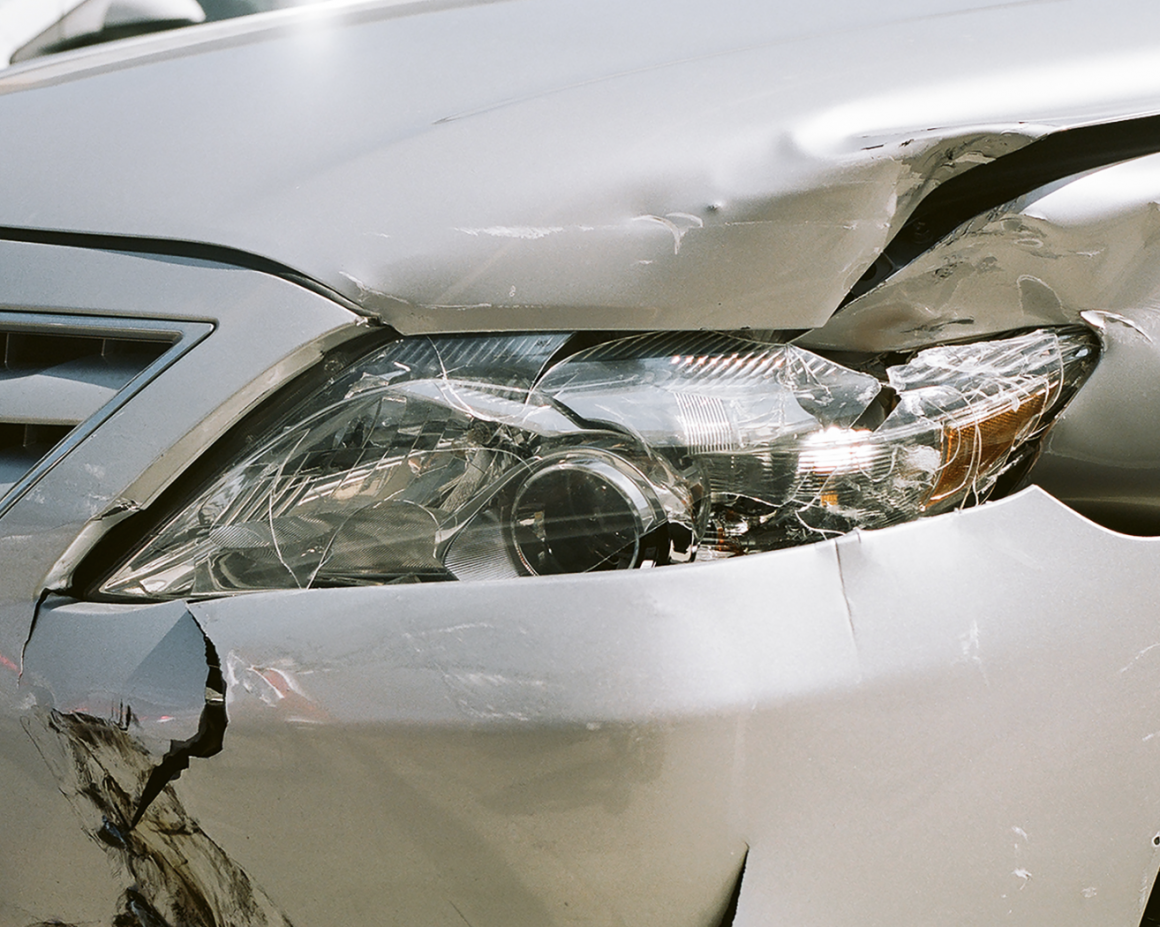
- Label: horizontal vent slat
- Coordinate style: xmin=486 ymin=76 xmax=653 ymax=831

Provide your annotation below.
xmin=0 ymin=440 xmax=66 ymax=498
xmin=0 ymin=356 xmax=150 ymax=425
xmin=0 ymin=323 xmax=176 ymax=503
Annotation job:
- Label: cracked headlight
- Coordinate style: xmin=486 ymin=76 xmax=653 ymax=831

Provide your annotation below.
xmin=97 ymin=327 xmax=1097 ymax=599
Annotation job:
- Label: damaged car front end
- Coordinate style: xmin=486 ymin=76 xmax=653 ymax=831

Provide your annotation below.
xmin=5 ymin=0 xmax=1160 ymax=924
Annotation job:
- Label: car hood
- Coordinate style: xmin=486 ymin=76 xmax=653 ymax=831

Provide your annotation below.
xmin=1 ymin=0 xmax=1160 ymax=334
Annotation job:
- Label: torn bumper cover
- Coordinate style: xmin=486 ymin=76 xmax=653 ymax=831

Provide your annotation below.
xmin=19 ymin=489 xmax=1160 ymax=926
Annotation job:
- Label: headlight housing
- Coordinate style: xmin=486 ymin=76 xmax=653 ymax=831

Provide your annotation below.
xmin=96 ymin=326 xmax=1098 ymax=599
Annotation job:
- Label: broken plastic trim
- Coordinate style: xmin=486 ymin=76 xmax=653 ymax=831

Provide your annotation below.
xmin=129 ymin=627 xmax=226 ymax=827
xmin=713 ymin=848 xmax=747 ymax=927
xmin=1144 ymin=866 xmax=1160 ymax=927
xmin=847 ymin=111 xmax=1160 ymax=301
xmin=86 ymin=325 xmax=1098 ymax=600
xmin=17 ymin=603 xmax=292 ymax=925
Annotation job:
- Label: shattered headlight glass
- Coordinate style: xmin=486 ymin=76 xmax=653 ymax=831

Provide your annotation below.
xmin=97 ymin=327 xmax=1097 ymax=599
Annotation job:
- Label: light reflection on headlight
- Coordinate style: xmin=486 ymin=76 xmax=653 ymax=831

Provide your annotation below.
xmin=97 ymin=327 xmax=1097 ymax=599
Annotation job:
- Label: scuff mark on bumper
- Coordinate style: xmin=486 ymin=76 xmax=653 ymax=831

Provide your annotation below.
xmin=22 ymin=707 xmax=291 ymax=927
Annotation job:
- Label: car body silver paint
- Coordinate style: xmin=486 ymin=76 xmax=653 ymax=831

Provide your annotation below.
xmin=20 ymin=598 xmax=208 ymax=745
xmin=2 ymin=0 xmax=1160 ymax=333
xmin=3 ymin=0 xmax=1160 ymax=924
xmin=21 ymin=490 xmax=1160 ymax=926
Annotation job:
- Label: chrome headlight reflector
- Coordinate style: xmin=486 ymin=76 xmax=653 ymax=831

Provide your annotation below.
xmin=98 ymin=327 xmax=1097 ymax=599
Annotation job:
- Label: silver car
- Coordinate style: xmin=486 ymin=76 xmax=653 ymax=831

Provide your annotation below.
xmin=3 ymin=1 xmax=1160 ymax=925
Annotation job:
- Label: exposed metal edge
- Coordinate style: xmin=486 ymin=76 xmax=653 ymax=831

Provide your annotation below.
xmin=0 ymin=225 xmax=372 ymax=318
xmin=844 ymin=110 xmax=1160 ymax=302
xmin=0 ymin=311 xmax=213 ymax=519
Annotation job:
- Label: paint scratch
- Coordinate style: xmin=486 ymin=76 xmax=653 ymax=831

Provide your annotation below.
xmin=633 ymin=212 xmax=703 ymax=254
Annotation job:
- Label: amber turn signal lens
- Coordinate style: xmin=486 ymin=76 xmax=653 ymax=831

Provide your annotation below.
xmin=928 ymin=389 xmax=1048 ymax=505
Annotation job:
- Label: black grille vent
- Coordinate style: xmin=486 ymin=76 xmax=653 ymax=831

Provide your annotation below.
xmin=0 ymin=323 xmax=174 ymax=499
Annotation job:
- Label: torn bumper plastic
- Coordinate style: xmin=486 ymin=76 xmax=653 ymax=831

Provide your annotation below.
xmin=14 ymin=489 xmax=1160 ymax=926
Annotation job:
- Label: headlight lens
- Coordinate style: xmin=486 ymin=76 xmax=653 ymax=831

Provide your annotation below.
xmin=98 ymin=327 xmax=1097 ymax=599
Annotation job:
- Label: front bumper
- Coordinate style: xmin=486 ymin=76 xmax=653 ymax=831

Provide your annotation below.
xmin=13 ymin=487 xmax=1160 ymax=926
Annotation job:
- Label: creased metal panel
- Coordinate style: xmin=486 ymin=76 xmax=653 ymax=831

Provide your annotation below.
xmin=801 ymin=151 xmax=1160 ymax=352
xmin=790 ymin=150 xmax=1160 ymax=529
xmin=1 ymin=0 xmax=1160 ymax=331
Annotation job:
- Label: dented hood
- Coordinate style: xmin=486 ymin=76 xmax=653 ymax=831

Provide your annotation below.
xmin=2 ymin=0 xmax=1160 ymax=333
